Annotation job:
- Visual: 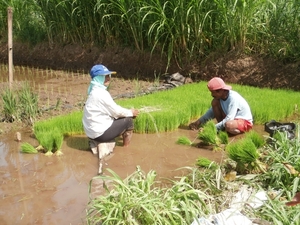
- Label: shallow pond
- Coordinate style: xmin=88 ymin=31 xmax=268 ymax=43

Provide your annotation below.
xmin=0 ymin=124 xmax=267 ymax=225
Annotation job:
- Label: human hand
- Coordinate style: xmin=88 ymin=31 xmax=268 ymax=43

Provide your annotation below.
xmin=131 ymin=109 xmax=139 ymax=118
xmin=189 ymin=120 xmax=200 ymax=130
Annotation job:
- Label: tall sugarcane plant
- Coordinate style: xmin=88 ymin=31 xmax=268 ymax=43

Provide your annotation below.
xmin=2 ymin=0 xmax=300 ymax=65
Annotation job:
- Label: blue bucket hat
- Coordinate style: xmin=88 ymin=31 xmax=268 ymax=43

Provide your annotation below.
xmin=89 ymin=64 xmax=116 ymax=79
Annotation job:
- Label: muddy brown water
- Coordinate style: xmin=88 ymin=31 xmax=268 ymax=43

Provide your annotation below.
xmin=0 ymin=124 xmax=268 ymax=225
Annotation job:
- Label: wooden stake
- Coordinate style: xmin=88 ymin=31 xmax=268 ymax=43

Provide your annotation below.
xmin=7 ymin=7 xmax=13 ymax=90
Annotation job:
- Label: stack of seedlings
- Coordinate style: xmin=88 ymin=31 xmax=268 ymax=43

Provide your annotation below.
xmin=21 ymin=127 xmax=64 ymax=156
xmin=225 ymin=130 xmax=266 ymax=174
xmin=21 ymin=111 xmax=84 ymax=156
xmin=197 ymin=120 xmax=229 ymax=150
xmin=176 ymin=120 xmax=228 ymax=150
xmin=34 ymin=127 xmax=64 ymax=156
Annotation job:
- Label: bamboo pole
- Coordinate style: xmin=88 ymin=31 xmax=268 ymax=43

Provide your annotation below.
xmin=8 ymin=7 xmax=13 ymax=90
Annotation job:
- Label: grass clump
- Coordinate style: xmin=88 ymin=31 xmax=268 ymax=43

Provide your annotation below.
xmin=84 ymin=123 xmax=300 ymax=224
xmin=87 ymin=166 xmax=211 ymax=224
xmin=18 ymin=82 xmax=39 ymax=125
xmin=1 ymin=87 xmax=18 ymax=122
xmin=1 ymin=83 xmax=39 ymax=125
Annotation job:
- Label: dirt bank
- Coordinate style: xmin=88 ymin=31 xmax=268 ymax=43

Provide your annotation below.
xmin=1 ymin=42 xmax=300 ymax=91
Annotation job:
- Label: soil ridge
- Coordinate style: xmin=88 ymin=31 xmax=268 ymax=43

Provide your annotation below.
xmin=1 ymin=42 xmax=300 ymax=91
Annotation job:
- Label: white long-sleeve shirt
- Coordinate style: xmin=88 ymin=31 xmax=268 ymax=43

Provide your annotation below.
xmin=199 ymin=90 xmax=253 ymax=131
xmin=82 ymin=86 xmax=133 ymax=139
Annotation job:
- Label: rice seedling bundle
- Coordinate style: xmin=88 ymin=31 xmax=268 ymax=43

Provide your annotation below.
xmin=196 ymin=157 xmax=218 ymax=170
xmin=176 ymin=136 xmax=192 ymax=145
xmin=198 ymin=120 xmax=219 ymax=146
xmin=21 ymin=142 xmax=38 ymax=154
xmin=226 ymin=138 xmax=259 ymax=164
xmin=218 ymin=131 xmax=229 ymax=144
xmin=226 ymin=138 xmax=264 ymax=174
xmin=244 ymin=130 xmax=265 ymax=148
xmin=34 ymin=130 xmax=54 ymax=156
xmin=52 ymin=128 xmax=64 ymax=155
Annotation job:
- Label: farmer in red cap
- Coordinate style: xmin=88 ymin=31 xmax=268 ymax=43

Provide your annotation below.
xmin=189 ymin=77 xmax=253 ymax=134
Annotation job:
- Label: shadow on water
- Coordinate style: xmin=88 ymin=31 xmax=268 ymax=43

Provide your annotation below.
xmin=0 ymin=125 xmax=268 ymax=224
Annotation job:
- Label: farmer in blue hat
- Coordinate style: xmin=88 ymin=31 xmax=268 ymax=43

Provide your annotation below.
xmin=82 ymin=64 xmax=139 ymax=147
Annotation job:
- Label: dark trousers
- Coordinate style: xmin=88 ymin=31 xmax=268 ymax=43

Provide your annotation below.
xmin=93 ymin=117 xmax=134 ymax=143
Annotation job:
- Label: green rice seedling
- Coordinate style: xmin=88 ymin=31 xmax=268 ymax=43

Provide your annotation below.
xmin=196 ymin=157 xmax=218 ymax=170
xmin=1 ymin=87 xmax=19 ymax=122
xmin=176 ymin=136 xmax=193 ymax=146
xmin=134 ymin=78 xmax=141 ymax=96
xmin=55 ymin=98 xmax=61 ymax=110
xmin=26 ymin=78 xmax=300 ymax=139
xmin=198 ymin=120 xmax=218 ymax=144
xmin=218 ymin=131 xmax=229 ymax=144
xmin=21 ymin=142 xmax=38 ymax=154
xmin=244 ymin=130 xmax=266 ymax=148
xmin=153 ymin=72 xmax=160 ymax=87
xmin=18 ymin=82 xmax=39 ymax=125
xmin=34 ymin=111 xmax=84 ymax=137
xmin=34 ymin=130 xmax=54 ymax=156
xmin=226 ymin=138 xmax=265 ymax=174
xmin=52 ymin=128 xmax=64 ymax=156
xmin=198 ymin=120 xmax=223 ymax=151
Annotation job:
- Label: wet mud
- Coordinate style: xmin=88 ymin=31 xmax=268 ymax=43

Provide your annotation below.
xmin=0 ymin=125 xmax=268 ymax=225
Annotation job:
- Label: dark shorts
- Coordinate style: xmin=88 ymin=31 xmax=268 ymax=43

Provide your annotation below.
xmin=235 ymin=119 xmax=253 ymax=132
xmin=93 ymin=117 xmax=134 ymax=143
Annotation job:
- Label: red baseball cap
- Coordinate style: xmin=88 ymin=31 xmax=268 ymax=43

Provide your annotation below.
xmin=207 ymin=77 xmax=232 ymax=91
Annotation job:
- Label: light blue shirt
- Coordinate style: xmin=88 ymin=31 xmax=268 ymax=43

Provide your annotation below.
xmin=199 ymin=90 xmax=253 ymax=131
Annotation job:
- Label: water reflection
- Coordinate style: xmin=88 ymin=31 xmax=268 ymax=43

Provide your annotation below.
xmin=0 ymin=131 xmax=97 ymax=224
